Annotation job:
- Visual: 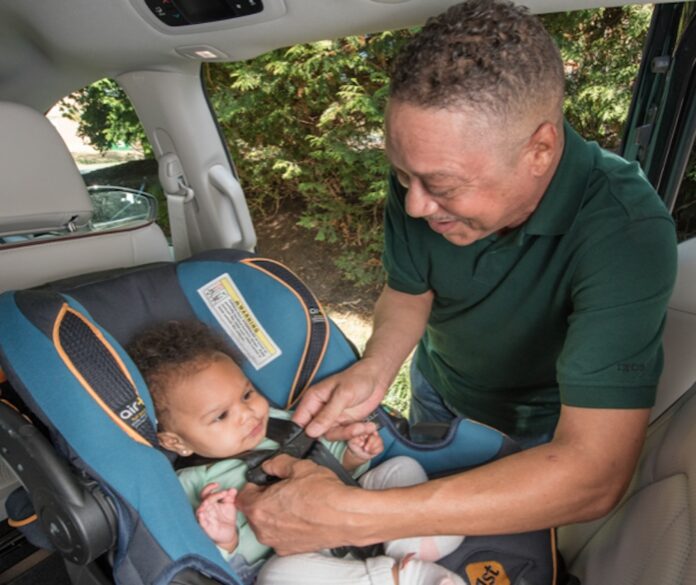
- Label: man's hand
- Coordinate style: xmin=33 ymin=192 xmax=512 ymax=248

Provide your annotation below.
xmin=196 ymin=483 xmax=239 ymax=553
xmin=292 ymin=286 xmax=432 ymax=439
xmin=291 ymin=358 xmax=386 ymax=439
xmin=236 ymin=454 xmax=362 ymax=555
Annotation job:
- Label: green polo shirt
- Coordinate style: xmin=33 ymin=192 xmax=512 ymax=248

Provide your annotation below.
xmin=383 ymin=122 xmax=677 ymax=438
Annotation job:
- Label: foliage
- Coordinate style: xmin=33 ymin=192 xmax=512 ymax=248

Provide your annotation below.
xmin=541 ymin=6 xmax=652 ymax=150
xmin=383 ymin=357 xmax=413 ymax=418
xmin=60 ymin=79 xmax=151 ymax=156
xmin=204 ymin=32 xmax=415 ymax=285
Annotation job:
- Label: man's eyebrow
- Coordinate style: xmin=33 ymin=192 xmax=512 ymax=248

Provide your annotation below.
xmin=419 ymin=172 xmax=457 ymax=180
xmin=419 ymin=171 xmax=470 ymax=184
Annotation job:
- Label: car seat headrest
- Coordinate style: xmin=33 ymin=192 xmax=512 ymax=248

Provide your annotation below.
xmin=0 ymin=101 xmax=92 ymax=237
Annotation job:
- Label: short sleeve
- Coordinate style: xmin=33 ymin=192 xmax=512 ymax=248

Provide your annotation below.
xmin=382 ymin=172 xmax=430 ymax=294
xmin=558 ymin=217 xmax=677 ymax=408
xmin=177 ymin=466 xmax=205 ymax=507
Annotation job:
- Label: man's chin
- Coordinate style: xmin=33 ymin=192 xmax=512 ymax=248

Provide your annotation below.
xmin=441 ymin=231 xmax=484 ymax=246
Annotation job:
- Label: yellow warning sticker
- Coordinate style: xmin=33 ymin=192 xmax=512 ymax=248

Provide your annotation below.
xmin=198 ymin=274 xmax=282 ymax=370
xmin=465 ymin=561 xmax=511 ymax=585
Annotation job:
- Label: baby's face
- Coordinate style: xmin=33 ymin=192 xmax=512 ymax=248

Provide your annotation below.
xmin=163 ymin=354 xmax=270 ymax=458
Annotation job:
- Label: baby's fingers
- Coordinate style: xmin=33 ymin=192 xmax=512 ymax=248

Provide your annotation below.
xmin=200 ymin=482 xmax=221 ymax=500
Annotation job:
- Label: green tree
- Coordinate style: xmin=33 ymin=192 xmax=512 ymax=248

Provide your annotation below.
xmin=541 ymin=5 xmax=653 ymax=149
xmin=205 ymin=31 xmax=414 ymax=285
xmin=61 ymin=79 xmax=151 ymax=155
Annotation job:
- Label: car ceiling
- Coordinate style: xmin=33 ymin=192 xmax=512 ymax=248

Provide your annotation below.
xmin=0 ymin=0 xmax=666 ymax=113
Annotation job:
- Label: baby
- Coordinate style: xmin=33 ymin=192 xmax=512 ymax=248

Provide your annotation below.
xmin=127 ymin=320 xmax=466 ymax=585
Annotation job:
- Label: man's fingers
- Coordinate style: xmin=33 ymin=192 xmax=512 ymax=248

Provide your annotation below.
xmin=291 ymin=378 xmax=339 ymax=428
xmin=304 ymin=388 xmax=358 ymax=438
xmin=323 ymin=420 xmax=378 ymax=441
xmin=260 ymin=453 xmax=301 ymax=479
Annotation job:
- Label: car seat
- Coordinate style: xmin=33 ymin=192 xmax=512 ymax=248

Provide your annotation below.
xmin=0 ymin=249 xmax=557 ymax=585
xmin=0 ymin=100 xmax=173 ymax=536
xmin=557 ymin=236 xmax=696 ymax=584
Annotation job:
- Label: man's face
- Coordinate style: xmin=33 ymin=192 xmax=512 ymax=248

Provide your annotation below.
xmin=385 ymin=100 xmax=546 ymax=246
xmin=161 ymin=354 xmax=270 ymax=459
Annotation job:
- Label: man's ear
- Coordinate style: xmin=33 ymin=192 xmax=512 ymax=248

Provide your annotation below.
xmin=158 ymin=431 xmax=192 ymax=456
xmin=525 ymin=121 xmax=560 ymax=177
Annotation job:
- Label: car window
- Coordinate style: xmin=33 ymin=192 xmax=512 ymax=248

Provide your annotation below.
xmin=47 ymin=81 xmax=170 ymax=238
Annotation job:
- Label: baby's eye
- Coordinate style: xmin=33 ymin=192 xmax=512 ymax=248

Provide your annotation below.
xmin=242 ymin=389 xmax=254 ymax=401
xmin=213 ymin=410 xmax=228 ymax=422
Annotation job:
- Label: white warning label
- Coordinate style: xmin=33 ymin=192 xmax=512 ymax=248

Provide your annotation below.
xmin=198 ymin=273 xmax=282 ymax=370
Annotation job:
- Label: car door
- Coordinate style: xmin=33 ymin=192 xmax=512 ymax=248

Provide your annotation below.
xmin=621 ymin=1 xmax=696 ymax=223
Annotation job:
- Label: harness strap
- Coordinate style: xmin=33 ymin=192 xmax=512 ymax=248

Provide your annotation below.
xmin=241 ymin=259 xmax=329 ymax=408
xmin=178 ymin=418 xmax=385 ymax=561
xmin=246 ymin=418 xmax=384 ymax=560
xmin=243 ymin=417 xmax=359 ymax=488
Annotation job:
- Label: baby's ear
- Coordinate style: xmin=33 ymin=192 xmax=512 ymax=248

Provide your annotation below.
xmin=157 ymin=431 xmax=191 ymax=456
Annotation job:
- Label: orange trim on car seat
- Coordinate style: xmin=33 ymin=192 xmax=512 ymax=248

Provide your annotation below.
xmin=240 ymin=258 xmax=330 ymax=408
xmin=8 ymin=513 xmax=38 ymax=528
xmin=52 ymin=303 xmax=152 ymax=447
xmin=0 ymin=369 xmax=6 ymax=383
xmin=0 ymin=398 xmax=33 ymax=424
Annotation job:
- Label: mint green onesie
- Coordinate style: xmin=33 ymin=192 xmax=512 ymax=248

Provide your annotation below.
xmin=177 ymin=408 xmax=365 ymax=583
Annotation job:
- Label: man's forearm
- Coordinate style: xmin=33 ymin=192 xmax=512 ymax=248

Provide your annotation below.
xmin=360 ymin=285 xmax=433 ymax=393
xmin=333 ymin=407 xmax=649 ymax=545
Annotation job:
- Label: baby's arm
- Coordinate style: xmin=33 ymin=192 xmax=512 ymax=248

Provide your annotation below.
xmin=342 ymin=429 xmax=384 ymax=471
xmin=196 ymin=483 xmax=239 ymax=553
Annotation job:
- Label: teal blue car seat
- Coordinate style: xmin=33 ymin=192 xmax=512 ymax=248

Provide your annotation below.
xmin=0 ymin=249 xmax=557 ymax=585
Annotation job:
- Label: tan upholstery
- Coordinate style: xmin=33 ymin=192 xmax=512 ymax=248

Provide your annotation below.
xmin=0 ymin=101 xmax=171 ymax=293
xmin=559 ymin=237 xmax=696 ymax=585
xmin=0 ymin=102 xmax=92 ymax=236
xmin=652 ymin=237 xmax=696 ymax=422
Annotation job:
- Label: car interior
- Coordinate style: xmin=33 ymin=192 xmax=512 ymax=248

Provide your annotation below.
xmin=0 ymin=0 xmax=694 ymax=583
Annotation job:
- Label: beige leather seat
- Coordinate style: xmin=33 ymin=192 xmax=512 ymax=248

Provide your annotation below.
xmin=0 ymin=101 xmax=171 ymax=293
xmin=558 ymin=237 xmax=696 ymax=584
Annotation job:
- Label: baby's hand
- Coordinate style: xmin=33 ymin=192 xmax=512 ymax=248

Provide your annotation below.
xmin=196 ymin=482 xmax=239 ymax=553
xmin=344 ymin=429 xmax=384 ymax=469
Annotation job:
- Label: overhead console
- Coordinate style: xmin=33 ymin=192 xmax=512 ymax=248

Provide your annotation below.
xmin=145 ymin=0 xmax=262 ymax=27
xmin=134 ymin=0 xmax=286 ymax=32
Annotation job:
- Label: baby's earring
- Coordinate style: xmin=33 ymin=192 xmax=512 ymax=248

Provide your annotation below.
xmin=181 ymin=448 xmax=192 ymax=456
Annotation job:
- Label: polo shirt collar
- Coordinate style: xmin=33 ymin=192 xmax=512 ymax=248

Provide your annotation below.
xmin=522 ymin=120 xmax=594 ymax=237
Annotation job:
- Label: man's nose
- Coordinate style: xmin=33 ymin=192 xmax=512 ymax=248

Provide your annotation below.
xmin=404 ymin=182 xmax=438 ymax=218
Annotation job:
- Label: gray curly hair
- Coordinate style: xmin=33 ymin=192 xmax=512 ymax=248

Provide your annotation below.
xmin=390 ymin=0 xmax=564 ymax=125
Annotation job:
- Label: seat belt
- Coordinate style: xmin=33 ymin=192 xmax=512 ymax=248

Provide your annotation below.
xmin=160 ymin=153 xmax=194 ymax=261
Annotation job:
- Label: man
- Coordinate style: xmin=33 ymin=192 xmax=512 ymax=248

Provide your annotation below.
xmin=237 ymin=0 xmax=677 ymax=555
